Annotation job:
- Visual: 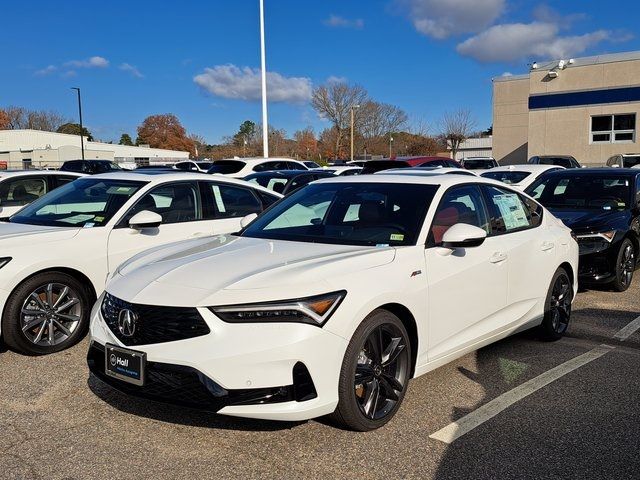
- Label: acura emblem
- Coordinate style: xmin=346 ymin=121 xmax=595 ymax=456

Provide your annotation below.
xmin=118 ymin=309 xmax=138 ymax=337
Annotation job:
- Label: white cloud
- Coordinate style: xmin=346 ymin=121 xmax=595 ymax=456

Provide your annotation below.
xmin=35 ymin=65 xmax=57 ymax=76
xmin=457 ymin=22 xmax=610 ymax=63
xmin=326 ymin=75 xmax=348 ymax=84
xmin=400 ymin=0 xmax=505 ymax=39
xmin=64 ymin=56 xmax=109 ymax=68
xmin=193 ymin=65 xmax=312 ymax=104
xmin=61 ymin=70 xmax=77 ymax=78
xmin=324 ymin=15 xmax=364 ymax=29
xmin=119 ymin=63 xmax=144 ymax=78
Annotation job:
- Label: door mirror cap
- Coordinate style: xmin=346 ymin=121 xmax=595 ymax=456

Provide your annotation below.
xmin=441 ymin=223 xmax=487 ymax=249
xmin=240 ymin=213 xmax=258 ymax=229
xmin=129 ymin=210 xmax=162 ymax=230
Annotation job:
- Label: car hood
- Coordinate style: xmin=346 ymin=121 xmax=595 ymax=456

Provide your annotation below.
xmin=548 ymin=208 xmax=629 ymax=233
xmin=107 ymin=235 xmax=396 ymax=306
xmin=0 ymin=222 xmax=80 ymax=247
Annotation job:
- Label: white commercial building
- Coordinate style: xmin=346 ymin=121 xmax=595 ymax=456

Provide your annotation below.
xmin=0 ymin=129 xmax=189 ymax=169
xmin=448 ymin=136 xmax=493 ymax=161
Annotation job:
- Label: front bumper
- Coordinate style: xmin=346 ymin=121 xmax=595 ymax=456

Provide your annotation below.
xmin=577 ymin=239 xmax=621 ymax=285
xmin=88 ymin=302 xmax=348 ymax=421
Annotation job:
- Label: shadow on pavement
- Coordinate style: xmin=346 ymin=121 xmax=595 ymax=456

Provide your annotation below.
xmin=87 ymin=374 xmax=305 ymax=432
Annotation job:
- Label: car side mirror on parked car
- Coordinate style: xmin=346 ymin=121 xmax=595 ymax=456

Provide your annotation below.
xmin=240 ymin=213 xmax=258 ymax=229
xmin=441 ymin=223 xmax=487 ymax=250
xmin=129 ymin=210 xmax=163 ymax=230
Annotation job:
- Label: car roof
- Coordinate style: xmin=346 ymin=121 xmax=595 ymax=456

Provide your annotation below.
xmin=216 ymin=157 xmax=304 ymax=165
xmin=483 ymin=164 xmax=563 ymax=173
xmin=540 ymin=167 xmax=640 ymax=177
xmin=0 ymin=170 xmax=84 ymax=177
xmin=313 ymin=172 xmax=502 ymax=188
xmin=377 ymin=167 xmax=475 ymax=176
xmin=245 ymin=170 xmax=312 ymax=179
xmin=534 ymin=155 xmax=575 ymax=159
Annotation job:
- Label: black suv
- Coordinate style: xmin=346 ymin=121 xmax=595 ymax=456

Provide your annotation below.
xmin=526 ymin=168 xmax=640 ymax=291
xmin=528 ymin=155 xmax=581 ymax=169
xmin=60 ymin=160 xmax=123 ymax=174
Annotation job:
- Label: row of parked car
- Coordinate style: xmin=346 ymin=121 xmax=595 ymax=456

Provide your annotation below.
xmin=0 ymin=154 xmax=638 ymax=431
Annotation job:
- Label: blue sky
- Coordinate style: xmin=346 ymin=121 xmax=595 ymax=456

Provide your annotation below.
xmin=1 ymin=0 xmax=639 ymax=144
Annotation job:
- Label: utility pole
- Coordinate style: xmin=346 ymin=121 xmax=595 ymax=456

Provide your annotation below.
xmin=259 ymin=0 xmax=269 ymax=158
xmin=389 ymin=134 xmax=394 ymax=158
xmin=350 ymin=104 xmax=359 ymax=162
xmin=71 ymin=87 xmax=85 ymax=160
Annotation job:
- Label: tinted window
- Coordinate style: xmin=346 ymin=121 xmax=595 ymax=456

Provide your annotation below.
xmin=121 ymin=182 xmax=199 ymax=225
xmin=481 ymin=171 xmax=531 ymax=184
xmin=243 ymin=183 xmax=438 ymax=247
xmin=60 ymin=161 xmax=84 ymax=173
xmin=484 ymin=186 xmax=541 ymax=233
xmin=284 ymin=174 xmax=314 ymax=194
xmin=207 ymin=183 xmax=263 ymax=218
xmin=174 ymin=162 xmax=193 ymax=171
xmin=0 ymin=176 xmax=47 ymax=206
xmin=11 ymin=178 xmax=145 ymax=227
xmin=287 ymin=161 xmax=306 ymax=170
xmin=429 ymin=185 xmax=489 ymax=245
xmin=196 ymin=162 xmax=214 ymax=170
xmin=463 ymin=159 xmax=495 ymax=170
xmin=622 ymin=156 xmax=640 ymax=168
xmin=257 ymin=190 xmax=280 ymax=207
xmin=207 ymin=161 xmax=245 ymax=174
xmin=55 ymin=175 xmax=79 ymax=187
xmin=526 ymin=175 xmax=631 ymax=210
xmin=253 ymin=161 xmax=288 ymax=172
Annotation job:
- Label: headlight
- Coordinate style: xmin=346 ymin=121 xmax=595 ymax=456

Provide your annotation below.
xmin=576 ymin=230 xmax=616 ymax=242
xmin=0 ymin=257 xmax=11 ymax=269
xmin=210 ymin=290 xmax=346 ymax=327
xmin=576 ymin=231 xmax=617 ymax=255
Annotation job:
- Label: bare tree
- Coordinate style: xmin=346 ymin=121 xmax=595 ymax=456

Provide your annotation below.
xmin=440 ymin=109 xmax=476 ymax=160
xmin=2 ymin=106 xmax=68 ymax=131
xmin=311 ymin=82 xmax=368 ymax=158
xmin=359 ymin=101 xmax=408 ymax=139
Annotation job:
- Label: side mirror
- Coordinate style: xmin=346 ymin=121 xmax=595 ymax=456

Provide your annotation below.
xmin=441 ymin=223 xmax=487 ymax=249
xmin=240 ymin=213 xmax=258 ymax=229
xmin=129 ymin=210 xmax=162 ymax=230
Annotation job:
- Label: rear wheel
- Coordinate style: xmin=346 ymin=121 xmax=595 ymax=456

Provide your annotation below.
xmin=540 ymin=267 xmax=573 ymax=341
xmin=612 ymin=238 xmax=635 ymax=292
xmin=330 ymin=310 xmax=411 ymax=431
xmin=1 ymin=272 xmax=93 ymax=355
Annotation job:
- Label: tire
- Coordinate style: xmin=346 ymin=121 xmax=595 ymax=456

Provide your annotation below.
xmin=540 ymin=267 xmax=573 ymax=341
xmin=1 ymin=272 xmax=93 ymax=355
xmin=612 ymin=238 xmax=635 ymax=292
xmin=330 ymin=309 xmax=412 ymax=431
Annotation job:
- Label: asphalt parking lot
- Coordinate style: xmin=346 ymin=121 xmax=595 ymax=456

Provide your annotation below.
xmin=1 ymin=282 xmax=639 ymax=480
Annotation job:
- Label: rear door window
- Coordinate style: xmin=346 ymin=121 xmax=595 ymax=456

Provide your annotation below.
xmin=0 ymin=176 xmax=48 ymax=206
xmin=204 ymin=183 xmax=263 ymax=218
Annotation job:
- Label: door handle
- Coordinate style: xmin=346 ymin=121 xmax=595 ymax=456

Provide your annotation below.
xmin=541 ymin=241 xmax=555 ymax=251
xmin=490 ymin=252 xmax=507 ymax=264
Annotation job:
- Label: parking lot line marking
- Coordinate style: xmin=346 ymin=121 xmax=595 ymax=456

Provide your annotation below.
xmin=429 ymin=344 xmax=615 ymax=444
xmin=613 ymin=315 xmax=640 ymax=341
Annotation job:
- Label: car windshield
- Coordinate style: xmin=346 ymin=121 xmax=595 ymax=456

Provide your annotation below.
xmin=10 ymin=178 xmax=146 ymax=227
xmin=464 ymin=160 xmax=495 ymax=169
xmin=525 ymin=175 xmax=631 ymax=210
xmin=482 ymin=171 xmax=531 ymax=184
xmin=242 ymin=182 xmax=438 ymax=246
xmin=207 ymin=161 xmax=245 ymax=174
xmin=622 ymin=156 xmax=640 ymax=168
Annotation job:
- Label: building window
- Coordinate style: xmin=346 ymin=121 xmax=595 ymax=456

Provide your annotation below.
xmin=591 ymin=114 xmax=636 ymax=143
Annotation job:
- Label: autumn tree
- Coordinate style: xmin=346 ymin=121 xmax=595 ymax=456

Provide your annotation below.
xmin=311 ymin=82 xmax=368 ymax=159
xmin=0 ymin=110 xmax=9 ymax=129
xmin=118 ymin=133 xmax=134 ymax=146
xmin=57 ymin=123 xmax=94 ymax=141
xmin=136 ymin=114 xmax=195 ymax=156
xmin=293 ymin=128 xmax=318 ymax=159
xmin=440 ymin=109 xmax=476 ymax=160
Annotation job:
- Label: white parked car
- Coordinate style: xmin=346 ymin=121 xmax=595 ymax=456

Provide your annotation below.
xmin=173 ymin=160 xmax=214 ymax=173
xmin=481 ymin=164 xmax=564 ymax=191
xmin=0 ymin=172 xmax=280 ymax=355
xmin=88 ymin=174 xmax=578 ymax=430
xmin=207 ymin=157 xmax=308 ymax=178
xmin=0 ymin=170 xmax=84 ymax=218
xmin=321 ymin=166 xmax=363 ymax=176
xmin=379 ymin=167 xmax=476 ymax=177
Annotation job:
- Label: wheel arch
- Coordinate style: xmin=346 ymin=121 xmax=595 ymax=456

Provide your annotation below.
xmin=377 ymin=302 xmax=419 ymax=378
xmin=559 ymin=261 xmax=575 ymax=286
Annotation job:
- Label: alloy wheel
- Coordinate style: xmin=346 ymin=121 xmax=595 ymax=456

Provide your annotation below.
xmin=549 ymin=274 xmax=572 ymax=334
xmin=354 ymin=324 xmax=409 ymax=420
xmin=20 ymin=283 xmax=82 ymax=347
xmin=619 ymin=244 xmax=635 ymax=288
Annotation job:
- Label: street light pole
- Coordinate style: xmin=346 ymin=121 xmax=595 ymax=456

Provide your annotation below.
xmin=71 ymin=87 xmax=84 ymax=160
xmin=259 ymin=0 xmax=269 ymax=158
xmin=350 ymin=104 xmax=359 ymax=162
xmin=389 ymin=134 xmax=394 ymax=158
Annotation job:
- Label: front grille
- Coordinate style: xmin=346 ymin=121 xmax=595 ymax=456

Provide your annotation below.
xmin=101 ymin=292 xmax=210 ymax=346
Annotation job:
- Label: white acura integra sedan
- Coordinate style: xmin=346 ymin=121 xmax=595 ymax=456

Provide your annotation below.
xmin=0 ymin=171 xmax=280 ymax=355
xmin=88 ymin=174 xmax=578 ymax=431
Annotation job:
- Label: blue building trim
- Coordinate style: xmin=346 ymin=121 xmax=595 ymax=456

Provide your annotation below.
xmin=529 ymin=86 xmax=640 ymax=110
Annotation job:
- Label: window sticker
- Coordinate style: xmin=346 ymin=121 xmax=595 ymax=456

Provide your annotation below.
xmin=83 ymin=222 xmax=95 ymax=228
xmin=390 ymin=233 xmax=404 ymax=241
xmin=107 ymin=186 xmax=137 ymax=195
xmin=94 ymin=216 xmax=105 ymax=223
xmin=493 ymin=194 xmax=529 ymax=230
xmin=211 ymin=185 xmax=226 ymax=213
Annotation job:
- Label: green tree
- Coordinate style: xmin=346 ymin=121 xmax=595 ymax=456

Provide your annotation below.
xmin=118 ymin=133 xmax=134 ymax=146
xmin=56 ymin=123 xmax=93 ymax=141
xmin=233 ymin=120 xmax=256 ymax=147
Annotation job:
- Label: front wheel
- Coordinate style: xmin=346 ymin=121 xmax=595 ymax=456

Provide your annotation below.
xmin=330 ymin=310 xmax=411 ymax=431
xmin=612 ymin=238 xmax=635 ymax=292
xmin=1 ymin=272 xmax=93 ymax=355
xmin=540 ymin=267 xmax=573 ymax=341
